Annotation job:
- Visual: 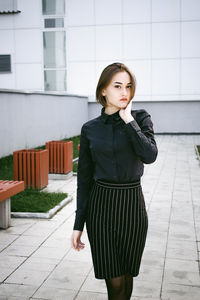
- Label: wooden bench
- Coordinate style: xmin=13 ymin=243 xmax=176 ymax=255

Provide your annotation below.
xmin=0 ymin=180 xmax=24 ymax=229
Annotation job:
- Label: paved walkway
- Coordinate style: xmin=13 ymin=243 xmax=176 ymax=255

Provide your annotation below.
xmin=0 ymin=135 xmax=200 ymax=300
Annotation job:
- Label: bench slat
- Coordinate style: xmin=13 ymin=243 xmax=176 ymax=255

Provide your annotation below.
xmin=0 ymin=180 xmax=24 ymax=202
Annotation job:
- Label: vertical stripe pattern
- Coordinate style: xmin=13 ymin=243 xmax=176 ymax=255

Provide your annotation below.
xmin=86 ymin=180 xmax=148 ymax=279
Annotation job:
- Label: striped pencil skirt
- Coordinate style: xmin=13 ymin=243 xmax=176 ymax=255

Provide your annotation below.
xmin=85 ymin=179 xmax=148 ymax=279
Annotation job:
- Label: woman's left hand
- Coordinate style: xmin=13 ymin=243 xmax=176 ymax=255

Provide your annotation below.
xmin=119 ymin=99 xmax=134 ymax=124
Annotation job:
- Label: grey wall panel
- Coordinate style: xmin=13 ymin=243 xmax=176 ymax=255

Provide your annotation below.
xmin=0 ymin=90 xmax=88 ymax=158
xmin=88 ymin=100 xmax=200 ymax=134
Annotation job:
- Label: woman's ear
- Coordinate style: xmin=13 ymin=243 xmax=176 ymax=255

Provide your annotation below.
xmin=102 ymin=89 xmax=106 ymax=96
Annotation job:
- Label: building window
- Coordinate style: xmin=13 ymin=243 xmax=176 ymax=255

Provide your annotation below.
xmin=44 ymin=70 xmax=66 ymax=91
xmin=44 ymin=18 xmax=64 ymax=28
xmin=42 ymin=0 xmax=66 ymax=91
xmin=0 ymin=55 xmax=11 ymax=72
xmin=42 ymin=0 xmax=65 ymax=15
xmin=43 ymin=31 xmax=66 ymax=68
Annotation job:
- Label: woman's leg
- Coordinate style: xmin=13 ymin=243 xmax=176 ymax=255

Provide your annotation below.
xmin=105 ymin=275 xmax=127 ymax=300
xmin=124 ymin=273 xmax=133 ymax=299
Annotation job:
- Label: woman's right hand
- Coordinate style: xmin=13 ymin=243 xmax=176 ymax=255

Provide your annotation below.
xmin=71 ymin=230 xmax=85 ymax=251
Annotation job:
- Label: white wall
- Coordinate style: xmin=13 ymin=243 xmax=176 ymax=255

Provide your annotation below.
xmin=0 ymin=0 xmax=200 ymax=100
xmin=66 ymin=0 xmax=200 ymax=101
xmin=0 ymin=91 xmax=88 ymax=158
xmin=0 ymin=0 xmax=43 ymax=90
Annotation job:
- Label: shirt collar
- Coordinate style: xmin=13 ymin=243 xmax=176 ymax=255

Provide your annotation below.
xmin=100 ymin=107 xmax=122 ymax=123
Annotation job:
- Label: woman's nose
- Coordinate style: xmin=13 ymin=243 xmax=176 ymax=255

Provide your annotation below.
xmin=121 ymin=87 xmax=127 ymax=96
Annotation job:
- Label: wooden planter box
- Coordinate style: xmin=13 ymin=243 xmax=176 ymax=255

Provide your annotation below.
xmin=46 ymin=141 xmax=73 ymax=174
xmin=13 ymin=149 xmax=48 ymax=189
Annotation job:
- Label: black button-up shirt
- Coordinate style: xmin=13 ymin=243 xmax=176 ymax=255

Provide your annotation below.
xmin=73 ymin=106 xmax=158 ymax=231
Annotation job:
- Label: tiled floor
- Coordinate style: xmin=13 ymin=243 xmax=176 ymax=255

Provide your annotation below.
xmin=0 ymin=135 xmax=200 ymax=299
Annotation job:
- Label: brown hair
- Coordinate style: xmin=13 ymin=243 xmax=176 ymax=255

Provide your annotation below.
xmin=96 ymin=62 xmax=136 ymax=107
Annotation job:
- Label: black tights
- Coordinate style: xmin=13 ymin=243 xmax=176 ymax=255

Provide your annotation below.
xmin=105 ymin=273 xmax=133 ymax=300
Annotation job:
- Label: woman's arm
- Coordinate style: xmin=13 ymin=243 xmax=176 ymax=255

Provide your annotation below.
xmin=119 ymin=100 xmax=158 ymax=164
xmin=73 ymin=124 xmax=94 ymax=231
xmin=124 ymin=110 xmax=158 ymax=164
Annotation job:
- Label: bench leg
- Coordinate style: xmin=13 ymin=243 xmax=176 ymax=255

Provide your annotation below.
xmin=0 ymin=198 xmax=11 ymax=229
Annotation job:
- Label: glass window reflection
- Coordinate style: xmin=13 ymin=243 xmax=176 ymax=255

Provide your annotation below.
xmin=44 ymin=70 xmax=67 ymax=91
xmin=42 ymin=0 xmax=65 ymax=15
xmin=43 ymin=31 xmax=66 ymax=68
xmin=44 ymin=18 xmax=64 ymax=28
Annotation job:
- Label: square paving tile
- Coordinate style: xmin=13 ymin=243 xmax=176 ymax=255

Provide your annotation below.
xmin=64 ymin=247 xmax=93 ymax=263
xmin=41 ymin=236 xmax=71 ymax=249
xmin=136 ymin=266 xmax=163 ymax=283
xmin=22 ymin=256 xmax=60 ymax=267
xmin=168 ymin=223 xmax=196 ymax=241
xmin=1 ymin=245 xmax=37 ymax=257
xmin=140 ymin=255 xmax=165 ymax=270
xmin=80 ymin=276 xmax=107 ymax=293
xmin=5 ymin=268 xmax=50 ymax=286
xmin=166 ymin=239 xmax=198 ymax=261
xmin=0 ymin=297 xmax=30 ymax=300
xmin=162 ymin=282 xmax=200 ymax=300
xmin=163 ymin=258 xmax=200 ymax=286
xmin=31 ymin=246 xmax=67 ymax=260
xmin=33 ymin=286 xmax=77 ymax=300
xmin=53 ymin=259 xmax=92 ymax=277
xmin=143 ymin=246 xmax=166 ymax=258
xmin=0 ymin=283 xmax=37 ymax=298
xmin=17 ymin=259 xmax=56 ymax=273
xmin=148 ymin=221 xmax=169 ymax=233
xmin=132 ymin=278 xmax=162 ymax=298
xmin=0 ymin=245 xmax=6 ymax=252
xmin=11 ymin=235 xmax=45 ymax=247
xmin=0 ymin=233 xmax=18 ymax=245
xmin=5 ymin=219 xmax=35 ymax=235
xmin=0 ymin=255 xmax=25 ymax=269
xmin=0 ymin=268 xmax=15 ymax=282
xmin=75 ymin=291 xmax=107 ymax=299
xmin=40 ymin=274 xmax=86 ymax=290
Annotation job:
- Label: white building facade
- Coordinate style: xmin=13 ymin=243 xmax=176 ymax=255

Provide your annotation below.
xmin=0 ymin=0 xmax=200 ymax=101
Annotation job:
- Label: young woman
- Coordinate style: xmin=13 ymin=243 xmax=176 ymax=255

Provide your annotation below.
xmin=71 ymin=62 xmax=158 ymax=300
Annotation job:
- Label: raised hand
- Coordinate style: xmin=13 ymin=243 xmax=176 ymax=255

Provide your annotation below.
xmin=119 ymin=99 xmax=134 ymax=124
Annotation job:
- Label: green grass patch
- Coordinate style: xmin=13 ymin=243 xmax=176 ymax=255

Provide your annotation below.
xmin=197 ymin=145 xmax=200 ymax=156
xmin=11 ymin=189 xmax=68 ymax=213
xmin=0 ymin=155 xmax=14 ymax=180
xmin=73 ymin=161 xmax=78 ymax=172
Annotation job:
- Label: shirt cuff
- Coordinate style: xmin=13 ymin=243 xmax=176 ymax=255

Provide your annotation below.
xmin=73 ymin=215 xmax=85 ymax=231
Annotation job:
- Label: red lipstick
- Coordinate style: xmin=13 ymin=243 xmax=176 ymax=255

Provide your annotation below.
xmin=120 ymin=98 xmax=127 ymax=101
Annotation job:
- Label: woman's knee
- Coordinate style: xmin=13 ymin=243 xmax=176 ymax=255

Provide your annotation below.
xmin=105 ymin=275 xmax=126 ymax=293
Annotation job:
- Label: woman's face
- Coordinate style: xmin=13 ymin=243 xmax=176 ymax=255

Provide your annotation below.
xmin=102 ymin=71 xmax=132 ymax=110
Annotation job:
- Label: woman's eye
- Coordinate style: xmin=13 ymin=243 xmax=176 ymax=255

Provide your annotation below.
xmin=114 ymin=85 xmax=131 ymax=89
